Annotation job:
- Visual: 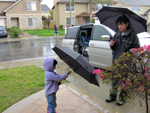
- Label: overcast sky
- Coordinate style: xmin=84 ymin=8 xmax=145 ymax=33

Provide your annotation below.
xmin=41 ymin=0 xmax=54 ymax=9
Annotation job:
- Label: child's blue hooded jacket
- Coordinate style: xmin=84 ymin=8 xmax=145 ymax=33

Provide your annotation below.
xmin=43 ymin=57 xmax=68 ymax=95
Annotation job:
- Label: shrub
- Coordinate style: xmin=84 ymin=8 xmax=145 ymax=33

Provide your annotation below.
xmin=59 ymin=25 xmax=63 ymax=29
xmin=92 ymin=18 xmax=95 ymax=23
xmin=7 ymin=26 xmax=23 ymax=38
xmin=94 ymin=45 xmax=150 ymax=113
xmin=42 ymin=15 xmax=46 ymax=21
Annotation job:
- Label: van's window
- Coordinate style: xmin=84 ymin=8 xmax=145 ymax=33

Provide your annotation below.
xmin=92 ymin=26 xmax=110 ymax=41
xmin=79 ymin=30 xmax=87 ymax=37
xmin=65 ymin=27 xmax=78 ymax=39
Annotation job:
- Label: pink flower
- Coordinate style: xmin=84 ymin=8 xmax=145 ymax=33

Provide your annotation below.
xmin=144 ymin=45 xmax=150 ymax=51
xmin=145 ymin=88 xmax=148 ymax=91
xmin=148 ymin=77 xmax=150 ymax=79
xmin=144 ymin=74 xmax=148 ymax=77
xmin=122 ymin=53 xmax=124 ymax=55
xmin=126 ymin=79 xmax=131 ymax=85
xmin=140 ymin=46 xmax=144 ymax=53
xmin=132 ymin=48 xmax=137 ymax=53
xmin=100 ymin=74 xmax=104 ymax=79
xmin=126 ymin=79 xmax=130 ymax=82
xmin=145 ymin=67 xmax=148 ymax=72
xmin=93 ymin=69 xmax=101 ymax=75
xmin=121 ymin=83 xmax=125 ymax=89
xmin=127 ymin=82 xmax=131 ymax=85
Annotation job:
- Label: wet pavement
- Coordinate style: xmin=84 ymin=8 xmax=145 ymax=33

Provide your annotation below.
xmin=1 ymin=37 xmax=149 ymax=113
xmin=0 ymin=37 xmax=62 ymax=62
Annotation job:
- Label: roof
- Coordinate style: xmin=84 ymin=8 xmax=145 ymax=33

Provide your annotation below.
xmin=145 ymin=8 xmax=150 ymax=14
xmin=41 ymin=4 xmax=50 ymax=12
xmin=57 ymin=0 xmax=116 ymax=4
xmin=119 ymin=0 xmax=150 ymax=5
xmin=3 ymin=0 xmax=21 ymax=12
xmin=58 ymin=0 xmax=88 ymax=2
xmin=3 ymin=0 xmax=42 ymax=12
xmin=76 ymin=12 xmax=96 ymax=17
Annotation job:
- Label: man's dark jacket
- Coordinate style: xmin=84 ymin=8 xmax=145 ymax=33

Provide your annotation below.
xmin=110 ymin=29 xmax=140 ymax=63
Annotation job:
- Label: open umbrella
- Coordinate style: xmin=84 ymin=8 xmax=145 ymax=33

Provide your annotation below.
xmin=95 ymin=6 xmax=147 ymax=34
xmin=53 ymin=46 xmax=99 ymax=87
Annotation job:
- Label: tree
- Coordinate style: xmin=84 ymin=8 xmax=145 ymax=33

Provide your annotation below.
xmin=49 ymin=10 xmax=53 ymax=20
xmin=93 ymin=45 xmax=150 ymax=113
xmin=44 ymin=16 xmax=51 ymax=31
xmin=89 ymin=0 xmax=113 ymax=23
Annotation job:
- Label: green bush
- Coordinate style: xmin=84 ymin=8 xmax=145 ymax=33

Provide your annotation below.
xmin=59 ymin=25 xmax=63 ymax=29
xmin=92 ymin=18 xmax=95 ymax=23
xmin=7 ymin=26 xmax=23 ymax=38
xmin=42 ymin=15 xmax=46 ymax=21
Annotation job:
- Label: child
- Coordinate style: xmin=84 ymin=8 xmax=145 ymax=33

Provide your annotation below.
xmin=43 ymin=57 xmax=71 ymax=113
xmin=54 ymin=25 xmax=59 ymax=36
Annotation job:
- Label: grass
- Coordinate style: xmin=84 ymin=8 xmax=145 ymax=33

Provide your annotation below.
xmin=0 ymin=65 xmax=68 ymax=112
xmin=24 ymin=28 xmax=65 ymax=36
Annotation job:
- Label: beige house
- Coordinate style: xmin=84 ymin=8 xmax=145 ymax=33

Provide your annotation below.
xmin=52 ymin=0 xmax=150 ymax=28
xmin=0 ymin=0 xmax=43 ymax=30
xmin=52 ymin=0 xmax=111 ymax=27
xmin=113 ymin=0 xmax=150 ymax=24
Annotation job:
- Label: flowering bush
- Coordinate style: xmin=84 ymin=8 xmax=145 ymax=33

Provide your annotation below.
xmin=93 ymin=45 xmax=150 ymax=113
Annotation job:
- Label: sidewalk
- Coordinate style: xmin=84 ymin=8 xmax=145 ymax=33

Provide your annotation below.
xmin=2 ymin=83 xmax=104 ymax=113
xmin=0 ymin=33 xmax=64 ymax=43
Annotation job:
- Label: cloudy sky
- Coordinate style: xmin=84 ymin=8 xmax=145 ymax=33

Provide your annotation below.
xmin=41 ymin=0 xmax=54 ymax=9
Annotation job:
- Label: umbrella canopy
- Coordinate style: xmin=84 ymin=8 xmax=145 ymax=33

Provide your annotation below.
xmin=95 ymin=6 xmax=147 ymax=34
xmin=53 ymin=46 xmax=99 ymax=87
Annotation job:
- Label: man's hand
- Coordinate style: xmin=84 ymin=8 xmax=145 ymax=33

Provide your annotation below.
xmin=110 ymin=41 xmax=116 ymax=46
xmin=67 ymin=71 xmax=72 ymax=75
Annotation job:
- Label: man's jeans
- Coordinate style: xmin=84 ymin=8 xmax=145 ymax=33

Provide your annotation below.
xmin=110 ymin=82 xmax=127 ymax=100
xmin=46 ymin=93 xmax=57 ymax=113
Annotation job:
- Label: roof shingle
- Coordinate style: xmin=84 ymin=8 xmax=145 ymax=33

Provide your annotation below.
xmin=41 ymin=4 xmax=50 ymax=12
xmin=120 ymin=0 xmax=150 ymax=5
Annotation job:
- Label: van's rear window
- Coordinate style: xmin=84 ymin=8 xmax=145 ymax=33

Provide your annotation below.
xmin=65 ymin=27 xmax=78 ymax=39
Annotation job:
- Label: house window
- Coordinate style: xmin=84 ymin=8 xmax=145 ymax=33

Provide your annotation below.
xmin=131 ymin=6 xmax=141 ymax=11
xmin=95 ymin=4 xmax=107 ymax=11
xmin=26 ymin=2 xmax=37 ymax=11
xmin=66 ymin=17 xmax=75 ymax=25
xmin=28 ymin=18 xmax=37 ymax=26
xmin=66 ymin=4 xmax=74 ymax=11
xmin=95 ymin=4 xmax=102 ymax=11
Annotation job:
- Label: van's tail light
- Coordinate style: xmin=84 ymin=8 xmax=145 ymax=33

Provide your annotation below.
xmin=4 ymin=31 xmax=7 ymax=33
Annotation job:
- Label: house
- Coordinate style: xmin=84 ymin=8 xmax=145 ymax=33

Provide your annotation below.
xmin=41 ymin=4 xmax=50 ymax=18
xmin=0 ymin=0 xmax=43 ymax=30
xmin=52 ymin=0 xmax=150 ymax=28
xmin=113 ymin=0 xmax=150 ymax=24
xmin=52 ymin=0 xmax=112 ymax=27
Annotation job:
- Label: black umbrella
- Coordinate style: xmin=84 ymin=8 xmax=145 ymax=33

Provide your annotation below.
xmin=53 ymin=46 xmax=99 ymax=87
xmin=95 ymin=6 xmax=147 ymax=34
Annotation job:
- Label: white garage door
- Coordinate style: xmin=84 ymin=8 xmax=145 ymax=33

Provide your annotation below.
xmin=0 ymin=19 xmax=5 ymax=27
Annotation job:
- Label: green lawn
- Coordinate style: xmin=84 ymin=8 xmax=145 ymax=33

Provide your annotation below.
xmin=0 ymin=65 xmax=68 ymax=112
xmin=25 ymin=29 xmax=65 ymax=36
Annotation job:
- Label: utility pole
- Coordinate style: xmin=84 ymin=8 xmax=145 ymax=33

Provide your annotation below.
xmin=70 ymin=0 xmax=72 ymax=27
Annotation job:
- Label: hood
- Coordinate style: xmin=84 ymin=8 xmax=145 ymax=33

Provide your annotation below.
xmin=43 ymin=57 xmax=54 ymax=71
